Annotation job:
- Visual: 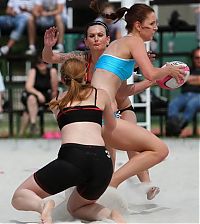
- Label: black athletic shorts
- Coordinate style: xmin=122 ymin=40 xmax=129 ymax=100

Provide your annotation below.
xmin=34 ymin=143 xmax=113 ymax=200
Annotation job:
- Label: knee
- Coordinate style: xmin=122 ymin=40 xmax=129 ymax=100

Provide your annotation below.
xmin=27 ymin=95 xmax=37 ymax=105
xmin=67 ymin=202 xmax=75 ymax=217
xmin=157 ymin=141 xmax=169 ymax=162
xmin=11 ymin=191 xmax=20 ymax=210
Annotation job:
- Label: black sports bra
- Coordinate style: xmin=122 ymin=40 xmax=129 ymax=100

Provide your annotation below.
xmin=57 ymin=88 xmax=103 ymax=130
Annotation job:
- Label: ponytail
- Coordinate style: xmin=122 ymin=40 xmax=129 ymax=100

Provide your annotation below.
xmin=90 ymin=0 xmax=128 ymax=23
xmin=49 ymin=58 xmax=93 ymax=111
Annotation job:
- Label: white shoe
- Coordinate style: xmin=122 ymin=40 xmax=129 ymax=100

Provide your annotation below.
xmin=25 ymin=47 xmax=36 ymax=55
xmin=0 ymin=46 xmax=9 ymax=55
xmin=53 ymin=44 xmax=64 ymax=53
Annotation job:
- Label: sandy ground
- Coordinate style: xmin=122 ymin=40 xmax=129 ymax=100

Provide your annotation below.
xmin=0 ymin=138 xmax=199 ymax=223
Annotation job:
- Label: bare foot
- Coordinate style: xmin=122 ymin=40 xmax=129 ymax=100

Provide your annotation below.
xmin=146 ymin=186 xmax=160 ymax=200
xmin=180 ymin=128 xmax=192 ymax=138
xmin=110 ymin=209 xmax=126 ymax=223
xmin=41 ymin=199 xmax=55 ymax=224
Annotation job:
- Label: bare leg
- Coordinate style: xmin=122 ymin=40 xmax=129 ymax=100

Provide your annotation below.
xmin=108 ymin=107 xmax=160 ymax=199
xmin=19 ymin=111 xmax=30 ymax=136
xmin=107 ymin=145 xmax=116 ymax=168
xmin=67 ymin=188 xmax=126 ymax=223
xmin=55 ymin=15 xmax=64 ymax=45
xmin=11 ymin=175 xmax=53 ymax=223
xmin=27 ymin=15 xmax=36 ymax=46
xmin=103 ymin=119 xmax=169 ymax=188
xmin=7 ymin=39 xmax=16 ymax=49
xmin=27 ymin=95 xmax=38 ymax=124
xmin=120 ymin=109 xmax=152 ymax=183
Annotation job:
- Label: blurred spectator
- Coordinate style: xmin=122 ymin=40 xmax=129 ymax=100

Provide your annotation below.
xmin=0 ymin=0 xmax=34 ymax=55
xmin=166 ymin=47 xmax=200 ymax=137
xmin=25 ymin=0 xmax=68 ymax=55
xmin=95 ymin=2 xmax=122 ymax=42
xmin=0 ymin=70 xmax=5 ymax=119
xmin=76 ymin=2 xmax=122 ymax=51
xmin=19 ymin=55 xmax=58 ymax=136
xmin=194 ymin=6 xmax=200 ymax=47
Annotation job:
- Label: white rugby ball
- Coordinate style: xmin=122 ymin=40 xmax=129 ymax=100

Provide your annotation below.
xmin=156 ymin=61 xmax=190 ymax=90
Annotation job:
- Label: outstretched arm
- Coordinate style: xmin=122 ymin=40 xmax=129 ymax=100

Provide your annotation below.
xmin=42 ymin=27 xmax=87 ymax=64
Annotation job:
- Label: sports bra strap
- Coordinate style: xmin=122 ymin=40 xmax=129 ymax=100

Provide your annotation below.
xmin=94 ymin=88 xmax=97 ymax=106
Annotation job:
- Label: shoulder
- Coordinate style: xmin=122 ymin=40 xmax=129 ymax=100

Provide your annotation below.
xmin=125 ymin=35 xmax=145 ymax=54
xmin=96 ymin=88 xmax=110 ymax=99
xmin=50 ymin=67 xmax=58 ymax=73
xmin=28 ymin=67 xmax=37 ymax=75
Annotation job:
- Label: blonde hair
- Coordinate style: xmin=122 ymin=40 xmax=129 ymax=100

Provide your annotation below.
xmin=49 ymin=58 xmax=93 ymax=110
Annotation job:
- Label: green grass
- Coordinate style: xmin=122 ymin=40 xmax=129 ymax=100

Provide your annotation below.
xmin=0 ymin=112 xmax=199 ymax=138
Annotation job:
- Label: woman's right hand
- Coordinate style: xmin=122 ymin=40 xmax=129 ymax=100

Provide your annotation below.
xmin=44 ymin=27 xmax=59 ymax=48
xmin=166 ymin=64 xmax=186 ymax=84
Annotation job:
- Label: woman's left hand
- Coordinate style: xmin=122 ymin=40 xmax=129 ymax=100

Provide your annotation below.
xmin=147 ymin=51 xmax=156 ymax=62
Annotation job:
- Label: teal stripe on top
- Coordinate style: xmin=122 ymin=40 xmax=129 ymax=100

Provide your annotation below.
xmin=95 ymin=54 xmax=135 ymax=81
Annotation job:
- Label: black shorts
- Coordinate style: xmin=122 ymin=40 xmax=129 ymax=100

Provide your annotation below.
xmin=21 ymin=90 xmax=51 ymax=111
xmin=34 ymin=143 xmax=113 ymax=200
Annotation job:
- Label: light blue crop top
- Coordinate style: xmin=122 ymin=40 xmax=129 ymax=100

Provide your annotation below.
xmin=95 ymin=54 xmax=136 ymax=81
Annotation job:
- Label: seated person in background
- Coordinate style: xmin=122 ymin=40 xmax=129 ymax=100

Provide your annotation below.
xmin=166 ymin=47 xmax=200 ymax=137
xmin=95 ymin=2 xmax=122 ymax=42
xmin=25 ymin=0 xmax=68 ymax=55
xmin=19 ymin=55 xmax=58 ymax=136
xmin=0 ymin=0 xmax=34 ymax=55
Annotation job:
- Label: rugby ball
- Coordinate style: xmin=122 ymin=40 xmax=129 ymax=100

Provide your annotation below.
xmin=156 ymin=61 xmax=190 ymax=90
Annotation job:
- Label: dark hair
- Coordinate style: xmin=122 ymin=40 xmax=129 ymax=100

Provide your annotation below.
xmin=34 ymin=54 xmax=47 ymax=66
xmin=84 ymin=20 xmax=110 ymax=37
xmin=49 ymin=58 xmax=93 ymax=110
xmin=90 ymin=0 xmax=154 ymax=32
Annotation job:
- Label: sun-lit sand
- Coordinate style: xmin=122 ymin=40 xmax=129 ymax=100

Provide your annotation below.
xmin=0 ymin=138 xmax=199 ymax=223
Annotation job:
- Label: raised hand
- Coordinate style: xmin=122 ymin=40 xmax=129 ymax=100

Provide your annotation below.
xmin=44 ymin=27 xmax=59 ymax=48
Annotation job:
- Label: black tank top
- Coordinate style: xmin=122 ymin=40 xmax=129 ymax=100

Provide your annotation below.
xmin=34 ymin=67 xmax=51 ymax=95
xmin=57 ymin=88 xmax=103 ymax=130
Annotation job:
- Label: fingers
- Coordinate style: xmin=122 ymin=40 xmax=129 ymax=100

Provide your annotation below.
xmin=147 ymin=51 xmax=156 ymax=61
xmin=177 ymin=73 xmax=185 ymax=84
xmin=173 ymin=70 xmax=184 ymax=84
